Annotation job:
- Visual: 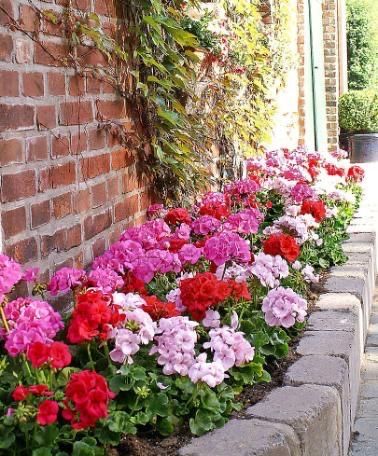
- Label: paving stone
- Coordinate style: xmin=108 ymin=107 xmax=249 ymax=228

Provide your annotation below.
xmin=344 ymin=233 xmax=376 ymax=245
xmin=352 ymin=417 xmax=378 ymax=442
xmin=323 ymin=276 xmax=366 ymax=300
xmin=284 ymin=355 xmax=350 ymax=454
xmin=179 ymin=418 xmax=301 ymax=456
xmin=356 ymin=398 xmax=378 ymax=417
xmin=359 ymin=381 xmax=378 ymax=399
xmin=316 ymin=293 xmax=362 ymax=313
xmin=361 ymin=361 xmax=378 ymax=382
xmin=296 ymin=331 xmax=361 ymax=422
xmin=350 ymin=441 xmax=378 ymax=456
xmin=247 ymin=385 xmax=342 ymax=456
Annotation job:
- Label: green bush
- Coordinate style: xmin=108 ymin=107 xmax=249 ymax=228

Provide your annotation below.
xmin=339 ymin=90 xmax=378 ymax=133
xmin=347 ymin=0 xmax=375 ymax=90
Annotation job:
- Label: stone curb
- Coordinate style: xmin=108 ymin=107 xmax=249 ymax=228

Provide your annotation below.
xmin=180 ymin=202 xmax=377 ymax=456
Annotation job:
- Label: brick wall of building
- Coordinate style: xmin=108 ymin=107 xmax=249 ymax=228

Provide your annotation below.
xmin=322 ymin=0 xmax=340 ymax=151
xmin=0 ymin=0 xmax=153 ymax=281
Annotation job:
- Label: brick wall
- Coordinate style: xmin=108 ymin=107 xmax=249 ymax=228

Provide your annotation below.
xmin=0 ymin=0 xmax=153 ymax=281
xmin=322 ymin=0 xmax=340 ymax=151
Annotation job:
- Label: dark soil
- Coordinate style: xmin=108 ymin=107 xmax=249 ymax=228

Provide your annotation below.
xmin=115 ymin=287 xmax=322 ymax=456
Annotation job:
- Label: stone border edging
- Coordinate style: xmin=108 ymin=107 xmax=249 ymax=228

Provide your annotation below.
xmin=179 ymin=202 xmax=377 ymax=456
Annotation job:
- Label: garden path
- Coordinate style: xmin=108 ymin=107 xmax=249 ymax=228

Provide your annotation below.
xmin=350 ymin=162 xmax=378 ymax=455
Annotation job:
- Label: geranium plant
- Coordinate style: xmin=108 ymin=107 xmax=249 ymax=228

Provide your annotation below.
xmin=0 ymin=148 xmax=364 ymax=454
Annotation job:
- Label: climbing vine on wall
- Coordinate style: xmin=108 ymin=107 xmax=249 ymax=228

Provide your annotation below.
xmin=17 ymin=0 xmax=293 ymax=200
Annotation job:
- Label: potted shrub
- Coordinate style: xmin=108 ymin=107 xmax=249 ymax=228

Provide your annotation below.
xmin=339 ymin=89 xmax=378 ymax=162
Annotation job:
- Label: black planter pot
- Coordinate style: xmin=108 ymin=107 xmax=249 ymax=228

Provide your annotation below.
xmin=350 ymin=133 xmax=378 ymax=163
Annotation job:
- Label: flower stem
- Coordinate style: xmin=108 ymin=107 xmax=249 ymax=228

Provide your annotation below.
xmin=0 ymin=303 xmax=10 ymax=333
xmin=87 ymin=343 xmax=95 ymax=370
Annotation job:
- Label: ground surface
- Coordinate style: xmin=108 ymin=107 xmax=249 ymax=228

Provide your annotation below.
xmin=350 ymin=162 xmax=378 ymax=455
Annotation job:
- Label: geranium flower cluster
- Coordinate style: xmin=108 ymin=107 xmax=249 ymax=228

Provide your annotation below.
xmin=251 ymin=253 xmax=289 ymax=288
xmin=3 ymin=298 xmax=64 ymax=356
xmin=67 ymin=291 xmax=124 ymax=344
xmin=63 ymin=370 xmax=114 ymax=429
xmin=262 ymin=287 xmax=307 ymax=328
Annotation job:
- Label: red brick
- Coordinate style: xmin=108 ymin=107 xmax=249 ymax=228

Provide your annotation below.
xmin=0 ymin=70 xmax=18 ymax=97
xmin=94 ymin=0 xmax=116 ymax=16
xmin=81 ymin=153 xmax=110 ymax=180
xmin=97 ymin=99 xmax=126 ymax=120
xmin=84 ymin=209 xmax=112 ymax=240
xmin=27 ymin=135 xmax=48 ymax=162
xmin=37 ymin=105 xmax=56 ymax=129
xmin=2 ymin=206 xmax=26 ymax=238
xmin=54 ymin=258 xmax=73 ymax=271
xmin=0 ymin=104 xmax=34 ymax=132
xmin=0 ymin=138 xmax=24 ymax=167
xmin=76 ymin=45 xmax=108 ymax=66
xmin=92 ymin=237 xmax=106 ymax=257
xmin=91 ymin=182 xmax=107 ymax=208
xmin=0 ymin=0 xmax=14 ymax=26
xmin=107 ymin=176 xmax=119 ymax=200
xmin=41 ymin=229 xmax=66 ymax=257
xmin=51 ymin=135 xmax=70 ymax=158
xmin=39 ymin=162 xmax=76 ymax=191
xmin=110 ymin=225 xmax=124 ymax=244
xmin=66 ymin=224 xmax=82 ymax=249
xmin=122 ymin=170 xmax=139 ymax=194
xmin=114 ymin=195 xmax=139 ymax=222
xmin=22 ymin=72 xmax=44 ymax=97
xmin=74 ymin=252 xmax=84 ymax=269
xmin=48 ymin=72 xmax=65 ymax=95
xmin=102 ymin=80 xmax=115 ymax=94
xmin=31 ymin=200 xmax=50 ymax=228
xmin=86 ymin=76 xmax=102 ymax=94
xmin=19 ymin=5 xmax=39 ymax=32
xmin=74 ymin=188 xmax=90 ymax=213
xmin=59 ymin=101 xmax=93 ymax=125
xmin=70 ymin=130 xmax=87 ymax=154
xmin=1 ymin=170 xmax=36 ymax=202
xmin=15 ymin=38 xmax=33 ymax=64
xmin=0 ymin=33 xmax=13 ymax=61
xmin=140 ymin=191 xmax=153 ymax=211
xmin=111 ymin=148 xmax=134 ymax=170
xmin=42 ymin=16 xmax=64 ymax=37
xmin=56 ymin=0 xmax=90 ymax=9
xmin=53 ymin=192 xmax=72 ymax=219
xmin=6 ymin=237 xmax=38 ymax=263
xmin=88 ymin=128 xmax=106 ymax=150
xmin=69 ymin=74 xmax=85 ymax=96
xmin=34 ymin=41 xmax=68 ymax=66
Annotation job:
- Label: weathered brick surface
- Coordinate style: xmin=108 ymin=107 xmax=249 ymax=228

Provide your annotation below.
xmin=0 ymin=0 xmax=151 ymax=278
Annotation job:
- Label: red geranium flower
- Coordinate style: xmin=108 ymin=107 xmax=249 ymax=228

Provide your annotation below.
xmin=142 ymin=296 xmax=180 ymax=321
xmin=50 ymin=342 xmax=72 ymax=369
xmin=263 ymin=234 xmax=300 ymax=263
xmin=165 ymin=208 xmax=191 ymax=225
xmin=12 ymin=386 xmax=29 ymax=401
xmin=27 ymin=341 xmax=50 ymax=368
xmin=180 ymin=272 xmax=247 ymax=321
xmin=28 ymin=384 xmax=53 ymax=397
xmin=301 ymin=199 xmax=327 ymax=222
xmin=123 ymin=272 xmax=146 ymax=295
xmin=37 ymin=400 xmax=59 ymax=426
xmin=347 ymin=165 xmax=364 ymax=182
xmin=63 ymin=370 xmax=114 ymax=430
xmin=67 ymin=290 xmax=124 ymax=344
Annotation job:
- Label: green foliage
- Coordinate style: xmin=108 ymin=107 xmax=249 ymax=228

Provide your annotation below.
xmin=339 ymin=89 xmax=378 ymax=133
xmin=347 ymin=0 xmax=376 ymax=90
xmin=61 ymin=0 xmax=292 ymax=200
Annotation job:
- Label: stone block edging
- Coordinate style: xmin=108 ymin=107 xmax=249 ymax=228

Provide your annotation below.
xmin=179 ymin=204 xmax=377 ymax=456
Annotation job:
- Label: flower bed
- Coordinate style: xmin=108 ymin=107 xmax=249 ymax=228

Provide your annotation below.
xmin=0 ymin=148 xmax=364 ymax=455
